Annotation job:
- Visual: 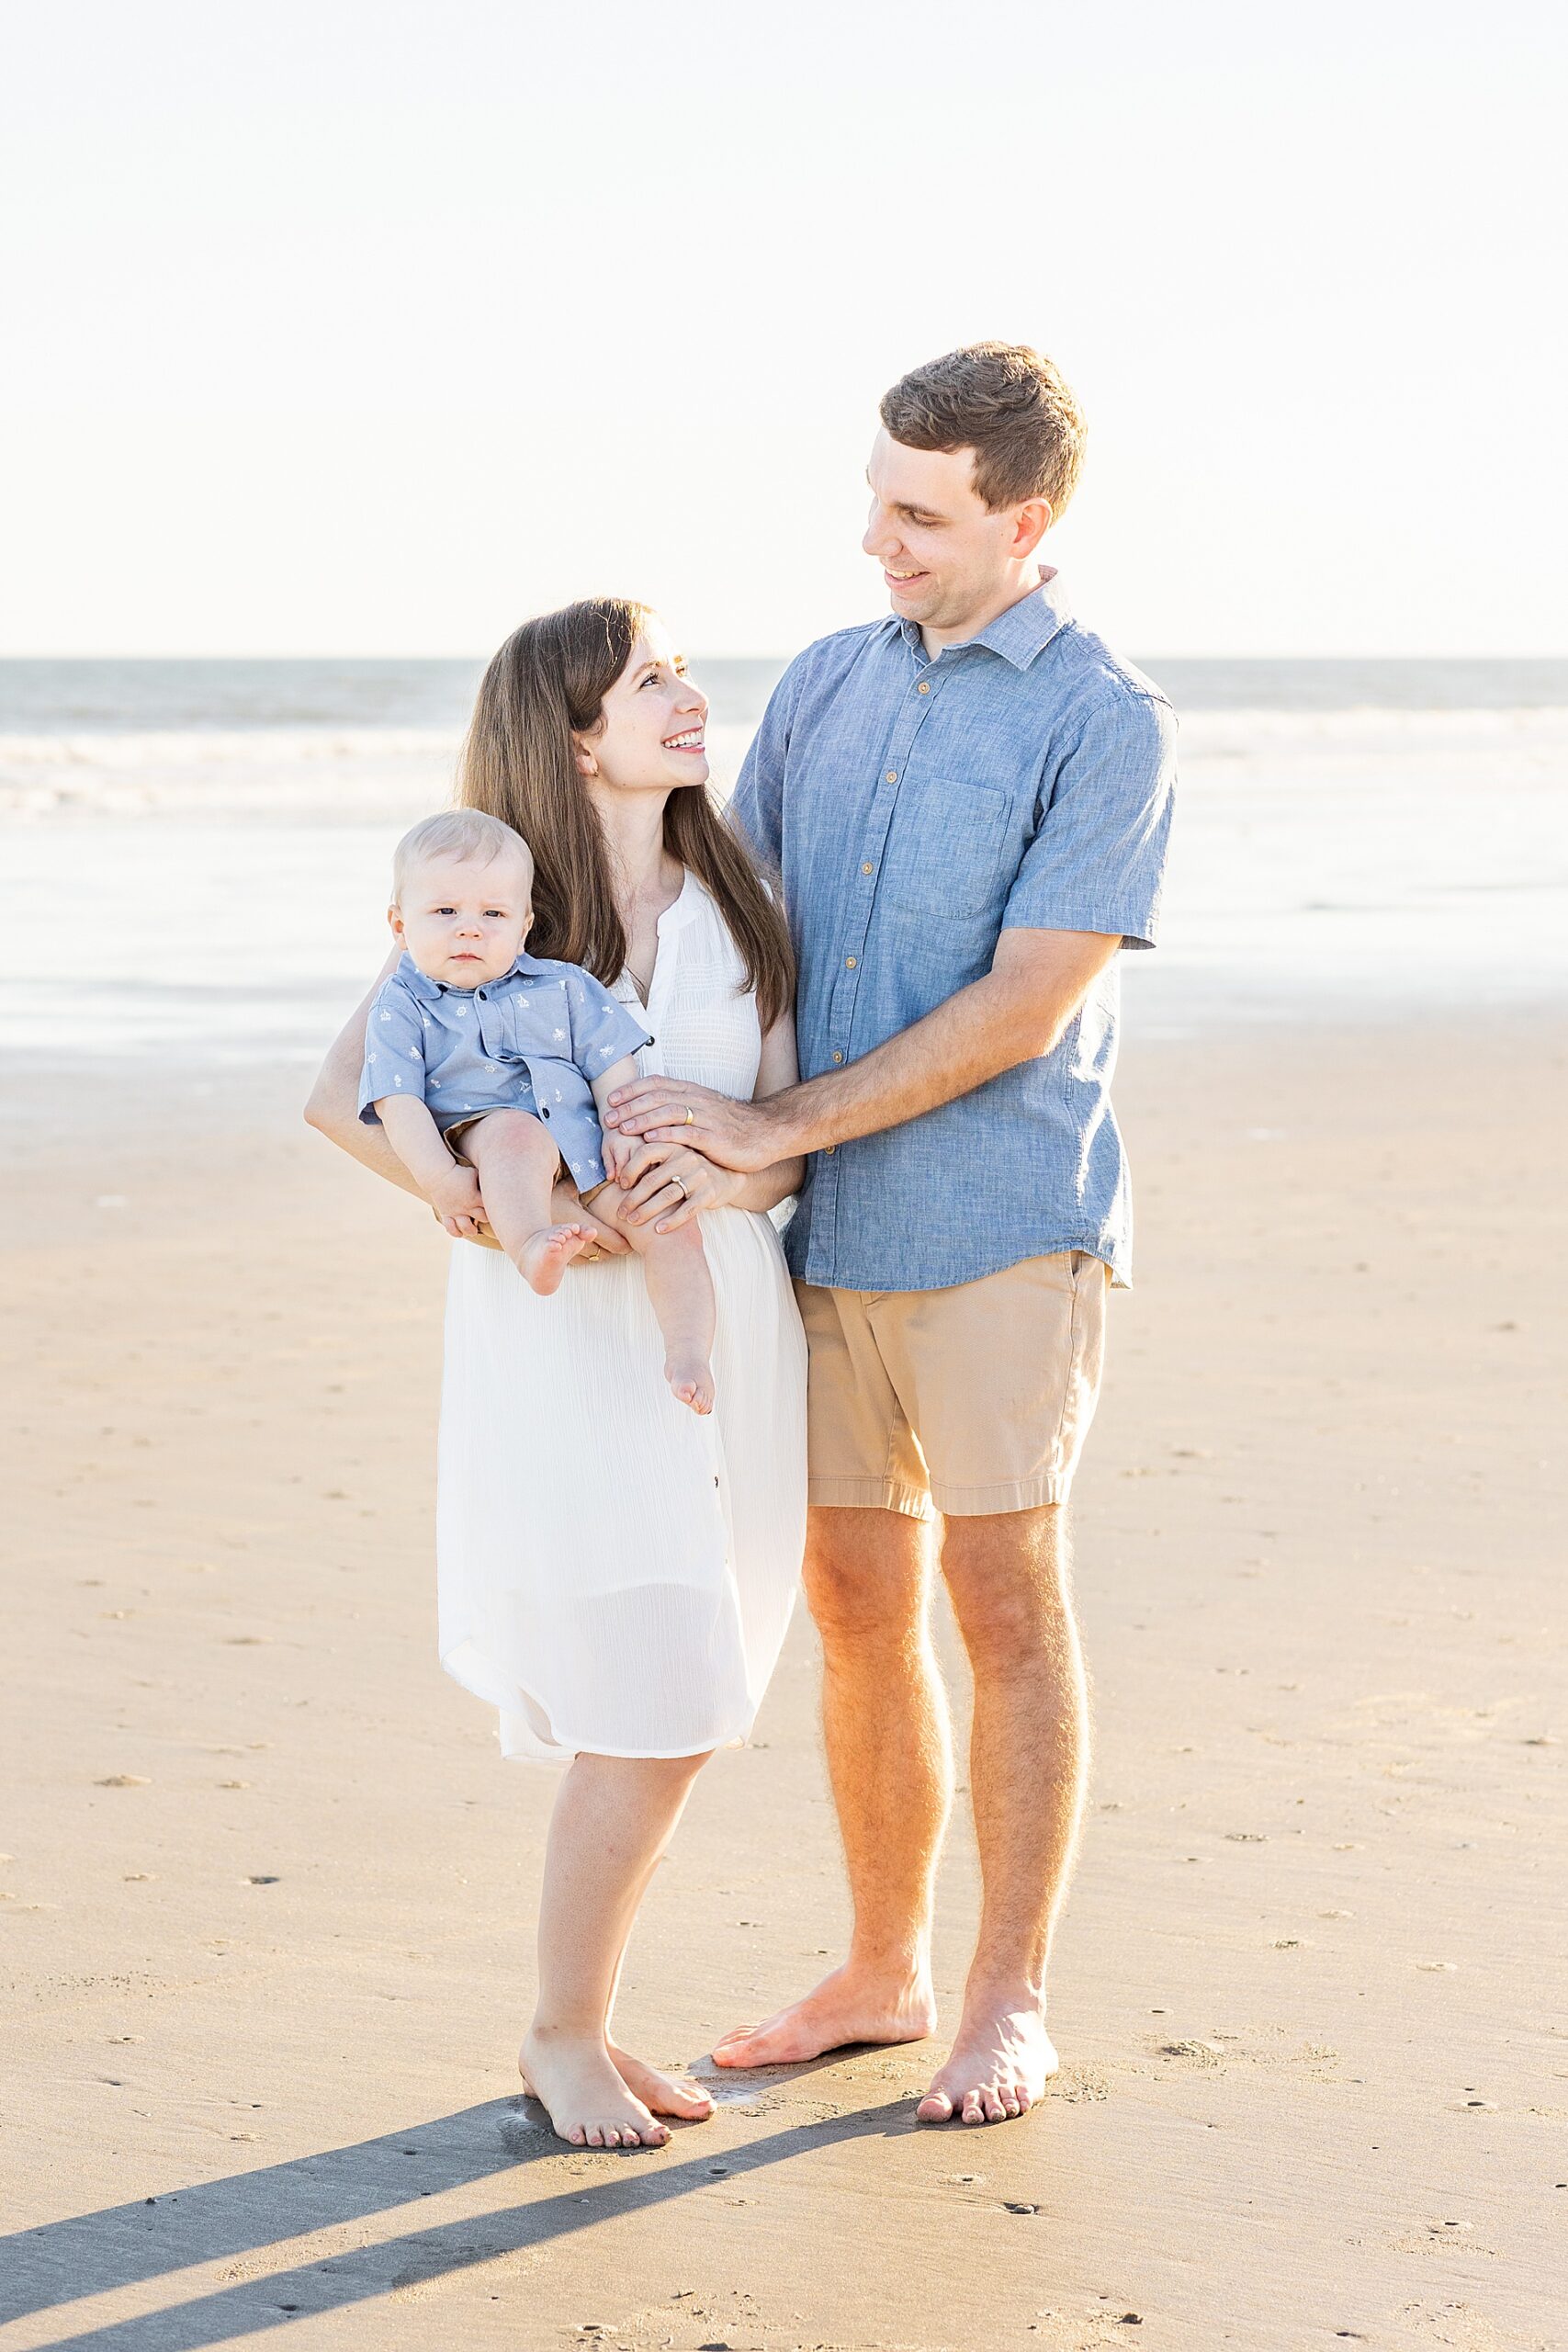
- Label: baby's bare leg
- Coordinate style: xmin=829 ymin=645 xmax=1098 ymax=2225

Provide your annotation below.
xmin=591 ymin=1189 xmax=716 ymax=1413
xmin=458 ymin=1112 xmax=596 ymax=1296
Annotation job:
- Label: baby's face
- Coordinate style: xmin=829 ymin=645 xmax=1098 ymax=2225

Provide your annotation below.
xmin=391 ymin=850 xmax=533 ymax=988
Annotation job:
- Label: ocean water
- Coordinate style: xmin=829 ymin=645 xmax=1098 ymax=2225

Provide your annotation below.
xmin=1 ymin=659 xmax=1564 ymax=1062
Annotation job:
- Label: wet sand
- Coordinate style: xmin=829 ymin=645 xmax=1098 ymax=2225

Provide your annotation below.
xmin=1 ymin=1012 xmax=1563 ymax=2352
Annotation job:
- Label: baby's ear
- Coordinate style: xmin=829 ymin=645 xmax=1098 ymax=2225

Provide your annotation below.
xmin=387 ymin=903 xmax=404 ymax=938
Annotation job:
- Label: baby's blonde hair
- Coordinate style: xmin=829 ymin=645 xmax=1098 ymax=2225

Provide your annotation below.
xmin=391 ymin=808 xmax=533 ymax=903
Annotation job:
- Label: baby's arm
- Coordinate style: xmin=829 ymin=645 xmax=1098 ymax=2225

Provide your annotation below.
xmin=592 ymin=1055 xmax=642 ymax=1186
xmin=375 ymin=1095 xmax=484 ymax=1236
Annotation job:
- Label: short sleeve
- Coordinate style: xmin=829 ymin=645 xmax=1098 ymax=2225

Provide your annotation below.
xmin=357 ymin=979 xmax=429 ymax=1123
xmin=729 ymin=656 xmax=805 ymax=870
xmin=564 ymin=968 xmax=654 ymax=1076
xmin=1002 ymin=688 xmax=1177 ymax=951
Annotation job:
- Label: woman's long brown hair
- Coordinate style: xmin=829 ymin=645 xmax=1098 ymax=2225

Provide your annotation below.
xmin=457 ymin=598 xmax=794 ymax=1033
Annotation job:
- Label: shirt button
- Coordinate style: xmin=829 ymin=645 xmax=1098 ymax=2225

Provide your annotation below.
xmin=831 ymin=1050 xmax=843 ymax=1064
xmin=844 ymin=956 xmax=857 ymax=969
xmin=917 ymin=681 xmax=931 ymax=695
xmin=885 ymin=769 xmax=897 ymax=783
xmin=824 ymin=1145 xmax=836 ymax=1156
xmin=861 ymin=862 xmax=874 ymax=876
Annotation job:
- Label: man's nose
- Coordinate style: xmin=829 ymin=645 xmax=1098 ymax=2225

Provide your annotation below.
xmin=863 ymin=503 xmax=899 ymax=562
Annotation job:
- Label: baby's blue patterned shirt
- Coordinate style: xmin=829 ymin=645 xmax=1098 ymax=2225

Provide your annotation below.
xmin=358 ymin=950 xmax=652 ymax=1192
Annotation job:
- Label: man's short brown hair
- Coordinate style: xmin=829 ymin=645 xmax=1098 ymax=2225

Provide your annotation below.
xmin=879 ymin=342 xmax=1086 ymax=516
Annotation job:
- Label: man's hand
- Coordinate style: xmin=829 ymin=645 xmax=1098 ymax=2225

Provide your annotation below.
xmin=602 ymin=1078 xmax=784 ymax=1173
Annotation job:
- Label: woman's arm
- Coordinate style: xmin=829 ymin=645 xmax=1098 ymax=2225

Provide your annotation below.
xmin=731 ymin=1007 xmax=806 ymax=1211
xmin=611 ymin=1008 xmax=806 ymax=1232
xmin=303 ymin=956 xmax=426 ymax=1199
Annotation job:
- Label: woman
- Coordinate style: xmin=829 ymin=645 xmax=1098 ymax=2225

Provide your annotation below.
xmin=306 ymin=599 xmax=807 ymax=2149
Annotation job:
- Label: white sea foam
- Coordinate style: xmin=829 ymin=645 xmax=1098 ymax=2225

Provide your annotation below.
xmin=1 ymin=709 xmax=1564 ymax=1060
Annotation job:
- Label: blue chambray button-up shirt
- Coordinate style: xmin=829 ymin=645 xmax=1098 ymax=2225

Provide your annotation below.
xmin=357 ymin=950 xmax=652 ymax=1192
xmin=730 ymin=571 xmax=1176 ymax=1294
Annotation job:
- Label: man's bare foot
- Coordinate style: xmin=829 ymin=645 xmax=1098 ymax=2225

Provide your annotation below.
xmin=665 ymin=1351 xmax=716 ymax=1414
xmin=519 ymin=2028 xmax=669 ymax=2148
xmin=516 ymin=1223 xmax=596 ymax=1297
xmin=607 ymin=2043 xmax=714 ymax=2122
xmin=710 ymin=1961 xmax=936 ymax=2069
xmin=916 ymin=2001 xmax=1057 ymax=2125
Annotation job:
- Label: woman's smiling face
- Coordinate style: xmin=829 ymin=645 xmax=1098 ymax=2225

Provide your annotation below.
xmin=577 ymin=619 xmax=710 ymax=795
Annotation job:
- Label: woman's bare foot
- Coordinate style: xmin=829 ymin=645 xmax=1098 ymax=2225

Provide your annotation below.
xmin=710 ymin=1961 xmax=936 ymax=2069
xmin=607 ymin=2043 xmax=714 ymax=2122
xmin=915 ymin=2001 xmax=1057 ymax=2125
xmin=516 ymin=1224 xmax=596 ymax=1297
xmin=519 ymin=2028 xmax=669 ymax=2148
xmin=665 ymin=1351 xmax=716 ymax=1414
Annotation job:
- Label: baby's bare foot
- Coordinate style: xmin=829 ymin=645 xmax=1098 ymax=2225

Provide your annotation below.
xmin=516 ymin=1224 xmax=595 ymax=1296
xmin=665 ymin=1351 xmax=716 ymax=1415
xmin=519 ymin=2029 xmax=669 ymax=2149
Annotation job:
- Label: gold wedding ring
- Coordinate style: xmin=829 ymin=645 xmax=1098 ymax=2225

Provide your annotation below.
xmin=684 ymin=1105 xmax=695 ymax=1125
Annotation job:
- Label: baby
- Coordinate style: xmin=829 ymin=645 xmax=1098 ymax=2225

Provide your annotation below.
xmin=359 ymin=809 xmax=716 ymax=1413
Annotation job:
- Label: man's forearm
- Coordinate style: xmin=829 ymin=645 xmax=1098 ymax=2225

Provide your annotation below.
xmin=761 ymin=942 xmax=1115 ymax=1158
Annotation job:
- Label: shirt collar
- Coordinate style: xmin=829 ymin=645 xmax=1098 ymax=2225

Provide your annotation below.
xmin=895 ymin=566 xmax=1072 ymax=672
xmin=396 ymin=947 xmax=543 ymax=999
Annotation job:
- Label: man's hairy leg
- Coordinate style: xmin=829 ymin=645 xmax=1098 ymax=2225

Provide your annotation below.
xmin=918 ymin=1502 xmax=1088 ymax=2124
xmin=712 ymin=1505 xmax=948 ymax=2068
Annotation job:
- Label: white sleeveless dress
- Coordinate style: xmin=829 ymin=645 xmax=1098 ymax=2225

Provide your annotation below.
xmin=435 ymin=871 xmax=807 ymax=1763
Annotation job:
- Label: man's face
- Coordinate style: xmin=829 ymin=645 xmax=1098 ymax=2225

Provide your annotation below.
xmin=862 ymin=428 xmax=1026 ymax=638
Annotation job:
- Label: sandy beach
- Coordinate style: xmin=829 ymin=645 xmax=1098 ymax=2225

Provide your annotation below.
xmin=3 ymin=1000 xmax=1562 ymax=2352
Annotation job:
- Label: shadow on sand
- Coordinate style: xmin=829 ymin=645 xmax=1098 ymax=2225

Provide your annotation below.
xmin=3 ymin=2087 xmax=918 ymax=2349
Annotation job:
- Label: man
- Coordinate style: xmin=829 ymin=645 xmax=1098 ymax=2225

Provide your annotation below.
xmin=604 ymin=341 xmax=1176 ymax=2127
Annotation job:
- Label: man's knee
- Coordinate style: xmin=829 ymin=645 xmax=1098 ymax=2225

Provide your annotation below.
xmin=803 ymin=1508 xmax=929 ymax=1651
xmin=941 ymin=1505 xmax=1076 ymax=1664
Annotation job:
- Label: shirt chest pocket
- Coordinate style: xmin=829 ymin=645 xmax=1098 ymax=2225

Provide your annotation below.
xmin=883 ymin=776 xmax=1015 ymax=922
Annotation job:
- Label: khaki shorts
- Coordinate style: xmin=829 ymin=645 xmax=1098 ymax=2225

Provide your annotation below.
xmin=796 ymin=1251 xmax=1110 ymax=1520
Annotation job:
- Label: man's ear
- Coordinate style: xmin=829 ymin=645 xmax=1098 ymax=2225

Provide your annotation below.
xmin=1010 ymin=497 xmax=1054 ymax=560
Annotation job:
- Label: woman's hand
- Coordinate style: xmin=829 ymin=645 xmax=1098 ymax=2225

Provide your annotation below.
xmin=612 ymin=1138 xmax=746 ymax=1232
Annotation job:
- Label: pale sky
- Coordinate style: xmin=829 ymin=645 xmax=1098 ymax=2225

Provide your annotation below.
xmin=2 ymin=0 xmax=1564 ymax=658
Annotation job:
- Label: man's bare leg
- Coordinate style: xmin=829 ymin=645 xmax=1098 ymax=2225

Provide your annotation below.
xmin=711 ymin=1506 xmax=949 ymax=2066
xmin=917 ymin=1502 xmax=1088 ymax=2125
